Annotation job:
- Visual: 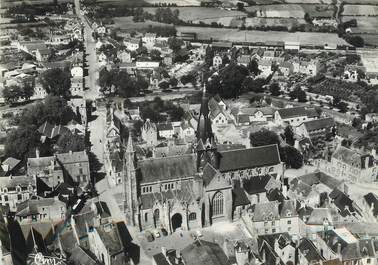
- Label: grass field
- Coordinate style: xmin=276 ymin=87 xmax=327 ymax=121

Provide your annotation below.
xmin=1 ymin=0 xmax=72 ymax=7
xmin=343 ymin=0 xmax=378 ymax=3
xmin=144 ymin=7 xmax=246 ymax=26
xmin=244 ymin=4 xmax=334 ymax=18
xmin=112 ymin=16 xmax=169 ymax=31
xmin=245 ymin=17 xmax=306 ymax=28
xmin=176 ymin=26 xmax=349 ymax=45
xmin=342 ymin=16 xmax=378 ymax=34
xmin=97 ymin=0 xmax=200 ymax=6
xmin=343 ymin=5 xmax=378 ymax=16
xmin=358 ymin=34 xmax=378 ymax=46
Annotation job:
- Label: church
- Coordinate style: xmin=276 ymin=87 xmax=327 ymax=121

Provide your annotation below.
xmin=113 ymin=87 xmax=284 ymax=233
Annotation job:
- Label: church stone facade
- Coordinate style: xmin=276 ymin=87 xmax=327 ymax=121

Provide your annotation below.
xmin=119 ymin=88 xmax=283 ymax=233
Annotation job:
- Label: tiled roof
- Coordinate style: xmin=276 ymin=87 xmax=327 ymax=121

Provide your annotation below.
xmin=253 ymin=201 xmax=280 ymax=222
xmin=138 ymin=154 xmax=196 ymax=184
xmin=38 ymin=121 xmax=70 ymax=139
xmin=363 ymin=192 xmax=378 ymax=217
xmin=217 ymin=144 xmax=281 ymax=172
xmin=0 ymin=175 xmax=35 ymax=188
xmin=181 ymin=240 xmax=231 ymax=265
xmin=332 ymin=146 xmax=374 ymax=169
xmin=56 ymin=151 xmax=88 ymax=164
xmin=303 ymin=117 xmax=335 ymax=132
xmin=298 ymin=238 xmax=324 ymax=263
xmin=157 ymin=122 xmax=173 ymax=131
xmin=277 ymin=107 xmax=318 ymax=119
xmin=242 ymin=175 xmax=271 ymax=195
xmin=69 ymin=246 xmax=101 ymax=265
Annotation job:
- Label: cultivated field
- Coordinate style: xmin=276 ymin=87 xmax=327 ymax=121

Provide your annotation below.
xmin=244 ymin=4 xmax=334 ymax=18
xmin=341 ymin=16 xmax=378 ymax=34
xmin=112 ymin=16 xmax=169 ymax=31
xmin=343 ymin=5 xmax=378 ymax=16
xmin=1 ymin=0 xmax=72 ymax=7
xmin=244 ymin=17 xmax=306 ymax=28
xmin=144 ymin=7 xmax=246 ymax=26
xmin=359 ymin=34 xmax=378 ymax=46
xmin=343 ymin=0 xmax=378 ymax=3
xmin=97 ymin=0 xmax=200 ymax=6
xmin=176 ymin=26 xmax=349 ymax=46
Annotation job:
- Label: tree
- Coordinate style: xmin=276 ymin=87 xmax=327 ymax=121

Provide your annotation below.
xmin=250 ymin=129 xmax=281 ymax=147
xmin=169 ymin=77 xmax=178 ymax=87
xmin=236 ymin=2 xmax=244 ymax=11
xmin=56 ymin=131 xmax=85 ymax=153
xmin=284 ymin=126 xmax=295 ymax=146
xmin=280 ymin=146 xmax=303 ymax=169
xmin=248 ymin=59 xmax=261 ymax=76
xmin=242 ymin=77 xmax=265 ymax=93
xmin=39 ymin=68 xmax=71 ymax=98
xmin=159 ymin=81 xmax=170 ymax=90
xmin=346 ymin=35 xmax=364 ymax=47
xmin=135 ymin=76 xmax=149 ymax=92
xmin=150 ymin=49 xmax=161 ymax=61
xmin=269 ymin=82 xmax=281 ymax=96
xmin=297 ymin=89 xmax=307 ymax=102
xmin=304 ymin=12 xmax=312 ymax=24
xmin=337 ymin=101 xmax=348 ymax=113
xmin=3 ymin=86 xmax=21 ymax=105
xmin=181 ymin=73 xmax=196 ymax=85
xmin=4 ymin=124 xmax=40 ymax=159
xmin=168 ymin=37 xmax=184 ymax=52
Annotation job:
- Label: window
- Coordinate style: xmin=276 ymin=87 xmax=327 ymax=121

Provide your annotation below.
xmin=271 ymin=221 xmax=275 ymax=226
xmin=17 ymin=194 xmax=22 ymax=201
xmin=211 ymin=192 xmax=224 ymax=217
xmin=288 ymin=227 xmax=291 ymax=232
xmin=4 ymin=196 xmax=8 ymax=201
xmin=265 ymin=229 xmax=269 ymax=234
xmin=144 ymin=212 xmax=148 ymax=222
xmin=287 ymin=220 xmax=291 ymax=224
xmin=272 ymin=228 xmax=276 ymax=233
xmin=367 ymin=258 xmax=371 ymax=264
xmin=189 ymin=212 xmax=196 ymax=221
xmin=154 ymin=209 xmax=159 ymax=222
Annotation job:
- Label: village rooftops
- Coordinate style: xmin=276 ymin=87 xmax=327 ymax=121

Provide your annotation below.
xmin=332 ymin=146 xmax=375 ymax=169
xmin=217 ymin=144 xmax=281 ymax=172
xmin=253 ymin=201 xmax=280 ymax=222
xmin=302 ymin=117 xmax=335 ymax=132
xmin=38 ymin=121 xmax=70 ymax=139
xmin=56 ymin=150 xmax=88 ymax=164
xmin=138 ymin=154 xmax=196 ymax=184
xmin=181 ymin=240 xmax=231 ymax=265
xmin=211 ymin=41 xmax=232 ymax=49
xmin=0 ymin=175 xmax=35 ymax=188
xmin=298 ymin=238 xmax=325 ymax=263
xmin=277 ymin=107 xmax=319 ymax=119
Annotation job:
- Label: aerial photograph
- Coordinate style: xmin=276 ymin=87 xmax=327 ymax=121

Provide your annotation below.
xmin=1 ymin=0 xmax=378 ymax=264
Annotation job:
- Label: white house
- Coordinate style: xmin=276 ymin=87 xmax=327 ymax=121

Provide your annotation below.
xmin=213 ymin=54 xmax=222 ymax=69
xmin=274 ymin=107 xmax=319 ymax=127
xmin=123 ymin=38 xmax=140 ymax=51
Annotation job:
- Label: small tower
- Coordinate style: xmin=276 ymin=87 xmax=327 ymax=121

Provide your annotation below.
xmin=123 ymin=135 xmax=139 ymax=226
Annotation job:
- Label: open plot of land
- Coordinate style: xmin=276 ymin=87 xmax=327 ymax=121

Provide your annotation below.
xmin=342 ymin=16 xmax=378 ymax=34
xmin=111 ymin=16 xmax=169 ymax=31
xmin=343 ymin=5 xmax=378 ymax=16
xmin=177 ymin=26 xmax=349 ymax=46
xmin=1 ymin=0 xmax=72 ymax=7
xmin=245 ymin=17 xmax=306 ymax=28
xmin=244 ymin=4 xmax=334 ymax=18
xmin=343 ymin=0 xmax=378 ymax=3
xmin=143 ymin=7 xmax=245 ymax=26
xmin=98 ymin=0 xmax=200 ymax=5
xmin=359 ymin=34 xmax=378 ymax=46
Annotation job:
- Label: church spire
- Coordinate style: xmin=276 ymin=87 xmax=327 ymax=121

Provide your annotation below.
xmin=196 ymin=82 xmax=213 ymax=144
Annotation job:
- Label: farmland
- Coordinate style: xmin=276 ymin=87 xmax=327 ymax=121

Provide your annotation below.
xmin=244 ymin=4 xmax=334 ymax=18
xmin=343 ymin=5 xmax=378 ymax=16
xmin=143 ymin=7 xmax=246 ymax=26
xmin=176 ymin=26 xmax=348 ymax=45
xmin=341 ymin=16 xmax=378 ymax=34
xmin=244 ymin=17 xmax=306 ymax=29
xmin=111 ymin=16 xmax=169 ymax=31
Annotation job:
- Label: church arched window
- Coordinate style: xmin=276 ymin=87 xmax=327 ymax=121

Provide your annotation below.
xmin=212 ymin=192 xmax=224 ymax=217
xmin=189 ymin=212 xmax=196 ymax=221
xmin=154 ymin=209 xmax=160 ymax=220
xmin=144 ymin=212 xmax=148 ymax=222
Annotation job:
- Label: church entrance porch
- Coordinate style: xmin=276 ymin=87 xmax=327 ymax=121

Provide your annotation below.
xmin=171 ymin=213 xmax=183 ymax=232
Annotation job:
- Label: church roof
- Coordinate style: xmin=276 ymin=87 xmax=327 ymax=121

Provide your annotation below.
xmin=217 ymin=144 xmax=280 ymax=172
xmin=181 ymin=240 xmax=231 ymax=265
xmin=138 ymin=154 xmax=196 ymax=184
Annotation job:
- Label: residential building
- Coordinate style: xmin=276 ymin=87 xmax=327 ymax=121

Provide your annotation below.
xmin=213 ymin=54 xmax=222 ymax=69
xmin=35 ymin=49 xmax=51 ymax=62
xmin=180 ymin=240 xmax=231 ymax=265
xmin=123 ymin=38 xmax=140 ymax=51
xmin=157 ymin=122 xmax=175 ymax=139
xmin=274 ymin=107 xmax=319 ymax=127
xmin=296 ymin=117 xmax=335 ymax=142
xmin=15 ymin=197 xmax=66 ymax=223
xmin=0 ymin=175 xmax=36 ymax=211
xmin=116 ymin=50 xmax=131 ymax=63
xmin=141 ymin=119 xmax=158 ymax=146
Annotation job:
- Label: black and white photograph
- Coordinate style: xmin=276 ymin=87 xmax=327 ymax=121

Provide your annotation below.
xmin=0 ymin=0 xmax=378 ymax=264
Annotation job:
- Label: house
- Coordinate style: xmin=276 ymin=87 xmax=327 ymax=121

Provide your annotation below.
xmin=0 ymin=175 xmax=36 ymax=211
xmin=280 ymin=61 xmax=293 ymax=77
xmin=329 ymin=188 xmax=361 ymax=220
xmin=297 ymin=238 xmax=325 ymax=265
xmin=142 ymin=33 xmax=156 ymax=48
xmin=296 ymin=117 xmax=335 ymax=142
xmin=38 ymin=121 xmax=70 ymax=141
xmin=180 ymin=122 xmax=195 ymax=139
xmin=157 ymin=123 xmax=175 ymax=139
xmin=232 ymin=107 xmax=275 ymax=125
xmin=213 ymin=54 xmax=223 ymax=69
xmin=88 ymin=222 xmax=128 ymax=265
xmin=123 ymin=38 xmax=140 ymax=51
xmin=71 ymin=66 xmax=83 ymax=78
xmin=242 ymin=174 xmax=280 ymax=205
xmin=56 ymin=151 xmax=90 ymax=189
xmin=136 ymin=61 xmax=160 ymax=69
xmin=35 ymin=48 xmax=51 ymax=62
xmin=180 ymin=240 xmax=231 ymax=265
xmin=362 ymin=192 xmax=378 ymax=221
xmin=330 ymin=146 xmax=378 ymax=182
xmin=116 ymin=50 xmax=131 ymax=63
xmin=98 ymin=52 xmax=107 ymax=63
xmin=210 ymin=107 xmax=229 ymax=126
xmin=15 ymin=197 xmax=66 ymax=223
xmin=258 ymin=233 xmax=296 ymax=265
xmin=292 ymin=59 xmax=321 ymax=76
xmin=71 ymin=77 xmax=84 ymax=96
xmin=365 ymin=113 xmax=378 ymax=123
xmin=274 ymin=107 xmax=319 ymax=127
xmin=97 ymin=25 xmax=106 ymax=35
xmin=1 ymin=157 xmax=22 ymax=176
xmin=237 ymin=55 xmax=251 ymax=67
xmin=141 ymin=119 xmax=158 ymax=146
xmin=258 ymin=59 xmax=273 ymax=77
xmin=284 ymin=41 xmax=300 ymax=51
xmin=163 ymin=54 xmax=173 ymax=66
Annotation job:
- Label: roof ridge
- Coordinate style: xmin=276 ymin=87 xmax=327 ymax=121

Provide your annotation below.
xmin=220 ymin=144 xmax=278 ymax=154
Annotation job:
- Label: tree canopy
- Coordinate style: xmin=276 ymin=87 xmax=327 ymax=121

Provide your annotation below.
xmin=39 ymin=68 xmax=71 ymax=98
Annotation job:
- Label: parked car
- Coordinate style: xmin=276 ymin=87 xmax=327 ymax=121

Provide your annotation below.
xmin=145 ymin=231 xmax=154 ymax=242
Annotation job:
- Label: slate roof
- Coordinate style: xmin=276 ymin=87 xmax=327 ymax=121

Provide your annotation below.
xmin=0 ymin=175 xmax=35 ymax=188
xmin=181 ymin=240 xmax=231 ymax=265
xmin=306 ymin=208 xmax=337 ymax=225
xmin=332 ymin=146 xmax=374 ymax=169
xmin=277 ymin=107 xmax=319 ymax=119
xmin=253 ymin=201 xmax=280 ymax=222
xmin=303 ymin=117 xmax=335 ymax=132
xmin=232 ymin=181 xmax=250 ymax=207
xmin=1 ymin=157 xmax=21 ymax=172
xmin=298 ymin=238 xmax=324 ymax=263
xmin=279 ymin=200 xmax=298 ymax=218
xmin=95 ymin=201 xmax=111 ymax=218
xmin=56 ymin=150 xmax=88 ymax=164
xmin=38 ymin=121 xmax=70 ymax=139
xmin=69 ymin=246 xmax=101 ymax=265
xmin=363 ymin=192 xmax=378 ymax=217
xmin=217 ymin=144 xmax=280 ymax=172
xmin=329 ymin=188 xmax=360 ymax=217
xmin=212 ymin=42 xmax=232 ymax=48
xmin=242 ymin=175 xmax=271 ymax=195
xmin=138 ymin=154 xmax=196 ymax=184
xmin=157 ymin=122 xmax=173 ymax=131
xmin=202 ymin=163 xmax=219 ymax=187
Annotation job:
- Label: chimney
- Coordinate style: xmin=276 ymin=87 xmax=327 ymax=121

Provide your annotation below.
xmin=365 ymin=156 xmax=370 ymax=169
xmin=337 ymin=243 xmax=342 ymax=255
xmin=372 ymin=148 xmax=377 ymax=159
xmin=36 ymin=148 xmax=40 ymax=158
